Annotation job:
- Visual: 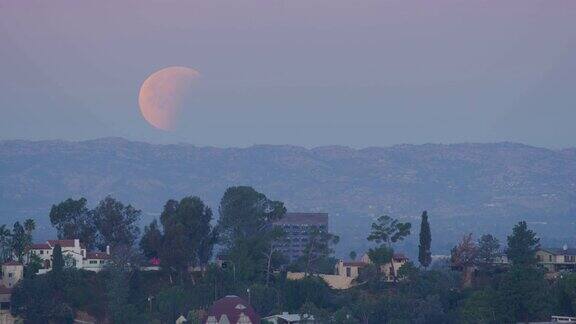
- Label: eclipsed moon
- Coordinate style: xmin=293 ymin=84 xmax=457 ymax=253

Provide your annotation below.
xmin=138 ymin=66 xmax=200 ymax=130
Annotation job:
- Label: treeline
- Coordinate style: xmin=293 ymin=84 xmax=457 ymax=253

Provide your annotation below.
xmin=7 ymin=186 xmax=576 ymax=323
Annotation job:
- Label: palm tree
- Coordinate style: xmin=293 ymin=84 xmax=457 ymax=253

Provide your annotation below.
xmin=24 ymin=219 xmax=36 ymax=235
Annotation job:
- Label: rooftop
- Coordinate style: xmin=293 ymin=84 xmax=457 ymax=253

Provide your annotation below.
xmin=540 ymin=247 xmax=576 ymax=255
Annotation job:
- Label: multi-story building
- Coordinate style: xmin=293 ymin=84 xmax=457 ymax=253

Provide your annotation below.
xmin=273 ymin=212 xmax=329 ymax=263
xmin=28 ymin=239 xmax=110 ymax=273
xmin=536 ymin=247 xmax=576 ymax=272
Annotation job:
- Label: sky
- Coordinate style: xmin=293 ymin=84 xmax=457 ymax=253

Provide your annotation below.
xmin=1 ymin=0 xmax=575 ymax=148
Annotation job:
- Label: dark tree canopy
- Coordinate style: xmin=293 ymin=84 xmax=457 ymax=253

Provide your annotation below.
xmin=49 ymin=197 xmax=97 ymax=249
xmin=93 ymin=196 xmax=141 ymax=251
xmin=52 ymin=244 xmax=64 ymax=274
xmin=11 ymin=221 xmax=31 ymax=262
xmin=507 ymin=221 xmax=540 ymax=266
xmin=217 ymin=186 xmax=286 ymax=246
xmin=418 ymin=211 xmax=432 ymax=268
xmin=159 ymin=196 xmax=217 ymax=272
xmin=367 ymin=215 xmax=411 ymax=247
xmin=477 ymin=234 xmax=500 ymax=266
xmin=139 ymin=219 xmax=163 ymax=259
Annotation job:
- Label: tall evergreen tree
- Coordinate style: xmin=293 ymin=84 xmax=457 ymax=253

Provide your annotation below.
xmin=418 ymin=211 xmax=432 ymax=268
xmin=52 ymin=244 xmax=64 ymax=274
xmin=507 ymin=221 xmax=539 ymax=266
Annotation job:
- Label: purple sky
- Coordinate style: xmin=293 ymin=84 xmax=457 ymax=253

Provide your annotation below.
xmin=1 ymin=0 xmax=575 ymax=147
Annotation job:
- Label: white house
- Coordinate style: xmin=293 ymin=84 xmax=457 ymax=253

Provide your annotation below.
xmin=28 ymin=239 xmax=110 ymax=273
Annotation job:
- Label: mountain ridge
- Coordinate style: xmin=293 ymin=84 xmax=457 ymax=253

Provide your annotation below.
xmin=1 ymin=138 xmax=575 ymax=255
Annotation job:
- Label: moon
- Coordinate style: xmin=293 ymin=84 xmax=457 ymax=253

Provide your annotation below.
xmin=138 ymin=66 xmax=200 ymax=130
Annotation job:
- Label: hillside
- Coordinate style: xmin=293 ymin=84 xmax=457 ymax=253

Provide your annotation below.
xmin=1 ymin=138 xmax=575 ymax=256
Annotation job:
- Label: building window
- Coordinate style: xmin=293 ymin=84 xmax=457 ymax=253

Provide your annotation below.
xmin=8 ymin=273 xmax=13 ymax=278
xmin=346 ymin=267 xmax=351 ymax=277
xmin=89 ymin=260 xmax=97 ymax=264
xmin=40 ymin=250 xmax=44 ymax=255
xmin=549 ymin=255 xmax=553 ymax=262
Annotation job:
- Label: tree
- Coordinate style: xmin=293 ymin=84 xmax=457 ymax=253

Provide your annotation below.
xmin=497 ymin=265 xmax=552 ymax=322
xmin=418 ymin=211 xmax=432 ymax=269
xmin=159 ymin=196 xmax=217 ymax=277
xmin=262 ymin=227 xmax=286 ymax=286
xmin=367 ymin=215 xmax=411 ymax=247
xmin=477 ymin=234 xmax=500 ymax=267
xmin=49 ymin=198 xmax=97 ymax=249
xmin=10 ymin=222 xmax=28 ymax=262
xmin=0 ymin=225 xmax=11 ymax=262
xmin=451 ymin=233 xmax=477 ymax=287
xmin=25 ymin=253 xmax=43 ymax=278
xmin=52 ymin=244 xmax=64 ymax=274
xmin=507 ymin=221 xmax=539 ymax=266
xmin=367 ymin=246 xmax=393 ymax=268
xmin=302 ymin=227 xmax=339 ymax=276
xmin=93 ymin=196 xmax=141 ymax=251
xmin=367 ymin=215 xmax=411 ymax=281
xmin=217 ymin=186 xmax=286 ymax=247
xmin=24 ymin=218 xmax=35 ymax=236
xmin=349 ymin=251 xmax=357 ymax=261
xmin=139 ymin=219 xmax=163 ymax=259
xmin=106 ymin=245 xmax=145 ymax=323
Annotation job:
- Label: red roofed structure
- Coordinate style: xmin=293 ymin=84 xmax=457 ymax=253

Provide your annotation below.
xmin=204 ymin=295 xmax=260 ymax=324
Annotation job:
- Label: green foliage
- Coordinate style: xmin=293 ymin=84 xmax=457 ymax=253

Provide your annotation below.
xmin=349 ymin=251 xmax=357 ymax=261
xmin=217 ymin=186 xmax=286 ymax=247
xmin=367 ymin=215 xmax=411 ymax=246
xmin=459 ymin=287 xmax=499 ymax=324
xmin=157 ymin=196 xmax=217 ymax=276
xmin=11 ymin=221 xmax=32 ymax=262
xmin=302 ymin=227 xmax=339 ymax=275
xmin=477 ymin=234 xmax=500 ymax=267
xmin=11 ymin=269 xmax=106 ymax=324
xmin=140 ymin=219 xmax=163 ymax=259
xmin=25 ymin=253 xmax=43 ymax=278
xmin=554 ymin=273 xmax=576 ymax=316
xmin=93 ymin=196 xmax=141 ymax=251
xmin=418 ymin=211 xmax=432 ymax=268
xmin=507 ymin=221 xmax=539 ymax=266
xmin=52 ymin=244 xmax=64 ymax=274
xmin=496 ymin=265 xmax=553 ymax=322
xmin=0 ymin=224 xmax=12 ymax=262
xmin=367 ymin=246 xmax=393 ymax=267
xmin=282 ymin=276 xmax=332 ymax=312
xmin=246 ymin=284 xmax=279 ymax=316
xmin=49 ymin=197 xmax=97 ymax=249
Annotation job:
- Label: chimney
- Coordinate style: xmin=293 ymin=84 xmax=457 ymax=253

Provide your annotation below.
xmin=106 ymin=245 xmax=110 ymax=255
xmin=74 ymin=239 xmax=80 ymax=249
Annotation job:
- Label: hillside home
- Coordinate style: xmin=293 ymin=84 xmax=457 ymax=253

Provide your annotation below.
xmin=0 ymin=261 xmax=23 ymax=318
xmin=537 ymin=247 xmax=576 ymax=273
xmin=28 ymin=239 xmax=110 ymax=273
xmin=335 ymin=252 xmax=409 ymax=282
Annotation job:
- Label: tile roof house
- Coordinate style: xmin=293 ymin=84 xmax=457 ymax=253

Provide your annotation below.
xmin=204 ymin=295 xmax=260 ymax=324
xmin=28 ymin=239 xmax=111 ymax=273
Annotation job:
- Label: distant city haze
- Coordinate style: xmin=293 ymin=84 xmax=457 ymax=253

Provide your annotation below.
xmin=1 ymin=1 xmax=575 ymax=148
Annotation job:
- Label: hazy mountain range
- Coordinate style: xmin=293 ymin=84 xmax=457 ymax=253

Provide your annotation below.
xmin=1 ymin=137 xmax=575 ymax=257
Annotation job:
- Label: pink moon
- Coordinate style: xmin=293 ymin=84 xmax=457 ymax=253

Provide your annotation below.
xmin=138 ymin=66 xmax=200 ymax=131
